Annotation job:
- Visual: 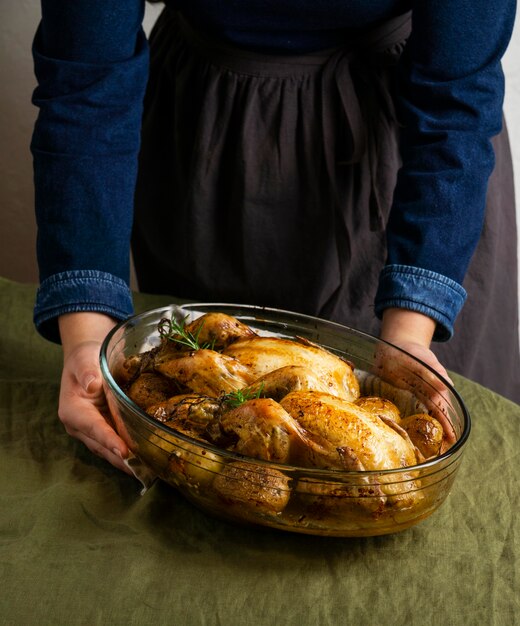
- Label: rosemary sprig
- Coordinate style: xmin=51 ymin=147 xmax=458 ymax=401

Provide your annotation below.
xmin=158 ymin=314 xmax=215 ymax=350
xmin=221 ymin=383 xmax=265 ymax=409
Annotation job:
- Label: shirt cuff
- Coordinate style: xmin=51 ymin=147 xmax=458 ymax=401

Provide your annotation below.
xmin=374 ymin=264 xmax=467 ymax=342
xmin=34 ymin=270 xmax=134 ymax=344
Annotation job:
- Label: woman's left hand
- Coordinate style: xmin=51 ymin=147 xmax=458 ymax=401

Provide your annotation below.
xmin=386 ymin=339 xmax=453 ymax=386
xmin=380 ymin=308 xmax=451 ymax=382
xmin=378 ymin=308 xmax=455 ymax=441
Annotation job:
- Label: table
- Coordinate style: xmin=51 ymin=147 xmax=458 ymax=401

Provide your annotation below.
xmin=1 ymin=276 xmax=519 ymax=625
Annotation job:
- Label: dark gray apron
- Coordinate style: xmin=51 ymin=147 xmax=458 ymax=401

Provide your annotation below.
xmin=133 ymin=8 xmax=520 ymax=403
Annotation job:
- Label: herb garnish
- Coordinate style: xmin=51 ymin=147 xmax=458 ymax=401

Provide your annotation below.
xmin=221 ymin=384 xmax=265 ymax=409
xmin=158 ymin=314 xmax=215 ymax=351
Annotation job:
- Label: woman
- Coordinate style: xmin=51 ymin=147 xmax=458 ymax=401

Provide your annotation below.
xmin=31 ymin=1 xmax=519 ymax=473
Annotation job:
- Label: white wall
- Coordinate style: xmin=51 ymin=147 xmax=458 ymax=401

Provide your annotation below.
xmin=1 ymin=2 xmax=519 ymax=304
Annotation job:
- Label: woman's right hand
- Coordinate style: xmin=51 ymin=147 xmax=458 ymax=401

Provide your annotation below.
xmin=58 ymin=312 xmax=133 ymax=474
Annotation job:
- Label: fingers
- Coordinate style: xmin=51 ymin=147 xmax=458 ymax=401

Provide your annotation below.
xmin=411 ymin=350 xmax=454 ymax=388
xmin=372 ymin=341 xmax=457 ymax=444
xmin=59 ymin=340 xmax=133 ymax=475
xmin=61 ymin=402 xmax=133 ymax=475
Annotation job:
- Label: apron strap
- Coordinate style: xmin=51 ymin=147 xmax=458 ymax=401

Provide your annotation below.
xmin=321 ymin=12 xmax=412 ymax=231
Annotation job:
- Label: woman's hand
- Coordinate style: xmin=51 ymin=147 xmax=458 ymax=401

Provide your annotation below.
xmin=380 ymin=308 xmax=452 ymax=384
xmin=58 ymin=312 xmax=133 ymax=474
xmin=379 ymin=308 xmax=455 ymax=442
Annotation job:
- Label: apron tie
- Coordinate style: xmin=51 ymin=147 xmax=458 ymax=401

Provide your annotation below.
xmin=321 ymin=12 xmax=412 ymax=232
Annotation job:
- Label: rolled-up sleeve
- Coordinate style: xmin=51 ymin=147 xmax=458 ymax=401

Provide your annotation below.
xmin=376 ymin=0 xmax=516 ymax=340
xmin=375 ymin=264 xmax=467 ymax=341
xmin=31 ymin=0 xmax=148 ymax=342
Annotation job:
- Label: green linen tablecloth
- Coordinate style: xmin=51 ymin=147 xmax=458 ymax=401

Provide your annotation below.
xmin=1 ymin=276 xmax=519 ymax=625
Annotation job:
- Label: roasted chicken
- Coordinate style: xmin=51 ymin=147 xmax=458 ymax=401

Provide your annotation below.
xmin=154 ymin=349 xmax=255 ymax=396
xmin=212 ymin=461 xmax=291 ymax=516
xmin=127 ymin=372 xmax=176 ymax=409
xmin=223 ymin=336 xmax=360 ymax=401
xmin=181 ymin=312 xmax=257 ymax=350
xmin=147 ymin=393 xmax=220 ymax=440
xmin=119 ymin=310 xmax=447 ymax=518
xmin=241 ymin=365 xmax=334 ymax=401
xmin=206 ymin=397 xmax=310 ymax=463
xmin=281 ymin=391 xmax=418 ymax=472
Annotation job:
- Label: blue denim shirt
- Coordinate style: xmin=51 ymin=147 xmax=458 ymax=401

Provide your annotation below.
xmin=32 ymin=0 xmax=514 ymax=343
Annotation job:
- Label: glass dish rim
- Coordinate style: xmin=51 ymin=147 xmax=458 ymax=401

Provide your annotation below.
xmin=99 ymin=302 xmax=471 ymax=478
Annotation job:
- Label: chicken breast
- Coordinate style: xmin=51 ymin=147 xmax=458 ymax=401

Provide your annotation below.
xmin=224 ymin=337 xmax=359 ymax=401
xmin=241 ymin=365 xmax=334 ymax=402
xmin=280 ymin=391 xmax=417 ymax=471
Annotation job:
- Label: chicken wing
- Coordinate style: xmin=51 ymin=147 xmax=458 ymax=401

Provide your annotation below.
xmin=206 ymin=397 xmax=309 ymax=463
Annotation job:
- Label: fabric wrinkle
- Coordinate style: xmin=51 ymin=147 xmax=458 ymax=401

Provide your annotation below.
xmin=134 ymin=9 xmax=412 ymax=322
xmin=132 ymin=7 xmax=520 ymax=401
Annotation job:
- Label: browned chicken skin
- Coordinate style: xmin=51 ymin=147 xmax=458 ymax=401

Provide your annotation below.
xmin=183 ymin=312 xmax=258 ymax=350
xmin=147 ymin=393 xmax=220 ymax=440
xmin=212 ymin=461 xmax=291 ymax=516
xmin=224 ymin=336 xmax=360 ymax=401
xmin=242 ymin=365 xmax=334 ymax=401
xmin=354 ymin=396 xmax=402 ymax=425
xmin=206 ymin=397 xmax=310 ymax=463
xmin=155 ymin=349 xmax=255 ymax=396
xmin=125 ymin=312 xmax=443 ymax=470
xmin=117 ymin=311 xmax=457 ymax=523
xmin=126 ymin=372 xmax=176 ymax=409
xmin=280 ymin=390 xmax=422 ymax=508
xmin=280 ymin=391 xmax=418 ymax=472
xmin=400 ymin=413 xmax=444 ymax=459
